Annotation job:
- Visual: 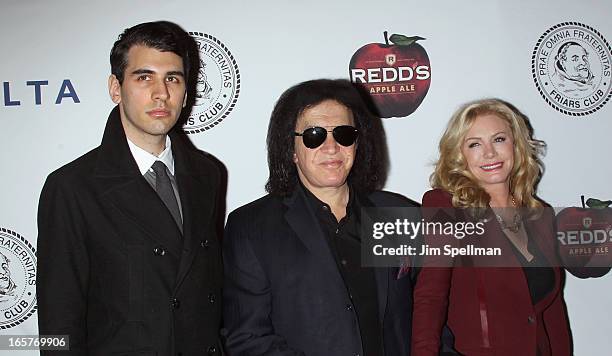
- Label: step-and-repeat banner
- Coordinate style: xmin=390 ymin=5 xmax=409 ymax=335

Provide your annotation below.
xmin=1 ymin=0 xmax=610 ymax=354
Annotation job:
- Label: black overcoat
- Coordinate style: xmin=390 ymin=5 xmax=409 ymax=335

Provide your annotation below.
xmin=37 ymin=106 xmax=223 ymax=355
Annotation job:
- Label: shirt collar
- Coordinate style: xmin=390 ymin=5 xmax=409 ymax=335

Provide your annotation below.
xmin=299 ymin=181 xmax=355 ymax=217
xmin=126 ymin=135 xmax=175 ymax=176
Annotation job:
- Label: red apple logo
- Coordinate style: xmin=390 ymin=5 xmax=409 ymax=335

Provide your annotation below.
xmin=349 ymin=31 xmax=431 ymax=118
xmin=556 ymin=196 xmax=612 ymax=278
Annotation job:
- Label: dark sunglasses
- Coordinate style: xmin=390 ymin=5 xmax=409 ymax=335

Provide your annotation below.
xmin=294 ymin=125 xmax=359 ymax=149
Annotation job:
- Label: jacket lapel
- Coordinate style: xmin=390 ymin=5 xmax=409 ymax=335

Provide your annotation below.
xmin=360 ymin=193 xmax=389 ymax=323
xmin=172 ymin=138 xmax=216 ymax=290
xmin=94 ymin=106 xmax=183 ymax=257
xmin=283 ymin=187 xmax=391 ymax=324
xmin=524 ymin=214 xmax=562 ymax=310
xmin=283 ymin=188 xmax=343 ymax=276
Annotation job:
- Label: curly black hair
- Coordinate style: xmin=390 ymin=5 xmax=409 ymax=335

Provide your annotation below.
xmin=265 ymin=79 xmax=388 ymax=196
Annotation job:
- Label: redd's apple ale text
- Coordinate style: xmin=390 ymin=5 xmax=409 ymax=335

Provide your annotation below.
xmin=349 ymin=32 xmax=431 ymax=118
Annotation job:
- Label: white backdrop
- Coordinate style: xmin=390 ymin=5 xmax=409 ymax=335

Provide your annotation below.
xmin=1 ymin=0 xmax=610 ymax=354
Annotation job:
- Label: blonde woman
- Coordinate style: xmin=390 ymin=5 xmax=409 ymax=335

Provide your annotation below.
xmin=412 ymin=99 xmax=571 ymax=356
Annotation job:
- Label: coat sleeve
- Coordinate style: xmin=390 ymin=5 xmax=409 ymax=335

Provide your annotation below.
xmin=222 ymin=211 xmax=305 ymax=356
xmin=36 ymin=173 xmax=90 ymax=356
xmin=411 ymin=189 xmax=454 ymax=356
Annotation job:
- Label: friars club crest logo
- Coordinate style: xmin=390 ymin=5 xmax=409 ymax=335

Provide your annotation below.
xmin=532 ymin=22 xmax=611 ymax=116
xmin=185 ymin=32 xmax=240 ymax=134
xmin=349 ymin=32 xmax=431 ymax=119
xmin=0 ymin=228 xmax=36 ymax=329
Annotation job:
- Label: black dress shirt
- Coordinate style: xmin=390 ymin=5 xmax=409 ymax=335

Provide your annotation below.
xmin=509 ymin=228 xmax=555 ymax=305
xmin=301 ymin=184 xmax=384 ymax=356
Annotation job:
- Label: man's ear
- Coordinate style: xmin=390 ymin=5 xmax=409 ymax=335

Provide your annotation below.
xmin=182 ymin=90 xmax=188 ymax=108
xmin=292 ymin=152 xmax=298 ymax=163
xmin=108 ymin=74 xmax=122 ymax=104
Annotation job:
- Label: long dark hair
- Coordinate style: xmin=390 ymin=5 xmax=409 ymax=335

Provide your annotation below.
xmin=265 ymin=79 xmax=388 ymax=196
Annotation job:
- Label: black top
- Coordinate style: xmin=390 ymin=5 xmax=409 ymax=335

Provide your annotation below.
xmin=508 ymin=225 xmax=556 ymax=305
xmin=301 ymin=184 xmax=384 ymax=356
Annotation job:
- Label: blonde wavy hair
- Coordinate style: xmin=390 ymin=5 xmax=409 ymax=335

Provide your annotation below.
xmin=431 ymin=99 xmax=545 ymax=209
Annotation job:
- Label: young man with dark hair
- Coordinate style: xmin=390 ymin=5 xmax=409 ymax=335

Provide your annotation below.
xmin=37 ymin=21 xmax=223 ymax=355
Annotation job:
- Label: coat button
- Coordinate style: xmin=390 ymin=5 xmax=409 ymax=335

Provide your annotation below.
xmin=208 ymin=293 xmax=216 ymax=303
xmin=346 ymin=304 xmax=353 ymax=310
xmin=527 ymin=315 xmax=535 ymax=324
xmin=207 ymin=345 xmax=217 ymax=354
xmin=171 ymin=298 xmax=180 ymax=309
xmin=153 ymin=246 xmax=166 ymax=256
xmin=201 ymin=240 xmax=210 ymax=248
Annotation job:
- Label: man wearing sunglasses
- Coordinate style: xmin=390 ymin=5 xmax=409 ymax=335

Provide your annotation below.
xmin=223 ymin=79 xmax=417 ymax=355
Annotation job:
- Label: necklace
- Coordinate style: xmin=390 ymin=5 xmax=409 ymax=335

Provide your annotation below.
xmin=494 ymin=196 xmax=522 ymax=233
xmin=495 ymin=212 xmax=522 ymax=233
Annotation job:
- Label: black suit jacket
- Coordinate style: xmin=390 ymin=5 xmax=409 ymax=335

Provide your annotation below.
xmin=222 ymin=187 xmax=416 ymax=356
xmin=37 ymin=106 xmax=223 ymax=355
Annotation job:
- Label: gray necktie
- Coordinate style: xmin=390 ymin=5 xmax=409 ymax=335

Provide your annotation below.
xmin=151 ymin=161 xmax=182 ymax=233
